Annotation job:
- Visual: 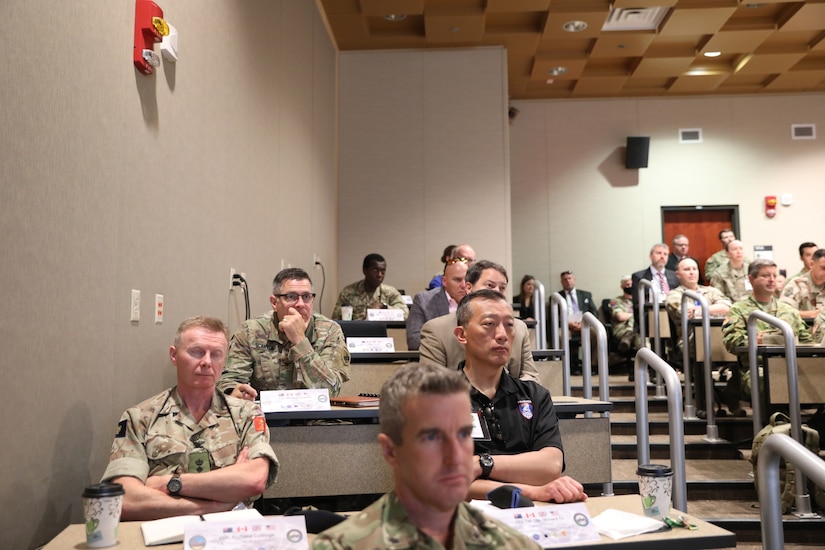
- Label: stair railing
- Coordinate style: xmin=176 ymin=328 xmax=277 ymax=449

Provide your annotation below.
xmin=637 ymin=279 xmax=666 ymax=398
xmin=548 ymin=291 xmax=571 ymax=396
xmin=533 ymin=280 xmax=547 ymax=349
xmin=581 ymin=311 xmax=614 ymax=497
xmin=746 ymin=310 xmax=816 ymax=517
xmin=633 ymin=347 xmax=687 ymax=514
xmin=758 ymin=433 xmax=825 ymax=548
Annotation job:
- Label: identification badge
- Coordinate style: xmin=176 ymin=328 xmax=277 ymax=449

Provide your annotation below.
xmin=189 ymin=449 xmax=211 ymax=473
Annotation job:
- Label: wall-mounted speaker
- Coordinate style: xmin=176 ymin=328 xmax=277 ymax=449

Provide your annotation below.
xmin=625 ymin=136 xmax=650 ymax=169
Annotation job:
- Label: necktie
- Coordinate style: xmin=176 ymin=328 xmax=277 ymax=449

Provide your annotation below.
xmin=569 ymin=291 xmax=580 ymax=313
xmin=658 ymin=271 xmax=670 ymax=294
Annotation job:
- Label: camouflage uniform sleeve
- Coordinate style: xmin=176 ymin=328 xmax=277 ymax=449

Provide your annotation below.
xmin=813 ymin=308 xmax=825 ymax=343
xmin=234 ymin=399 xmax=279 ymax=489
xmin=290 ymin=316 xmax=350 ymax=396
xmin=779 ymin=278 xmax=802 ymax=309
xmin=100 ymin=407 xmax=152 ymax=483
xmin=664 ymin=288 xmax=683 ymax=324
xmin=384 ymin=286 xmax=409 ymax=319
xmin=780 ymin=306 xmax=814 ymax=344
xmin=218 ymin=321 xmax=256 ymax=394
xmin=721 ymin=303 xmax=749 ymax=354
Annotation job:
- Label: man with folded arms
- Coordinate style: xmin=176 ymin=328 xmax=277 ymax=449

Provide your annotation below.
xmin=219 ymin=268 xmax=350 ymax=400
xmin=313 ymin=362 xmax=540 ymax=549
xmin=101 ymin=316 xmax=279 ymax=520
xmin=332 ymin=253 xmax=408 ymax=320
xmin=419 ymin=260 xmax=540 ymax=383
xmin=455 ymin=290 xmax=587 ymax=503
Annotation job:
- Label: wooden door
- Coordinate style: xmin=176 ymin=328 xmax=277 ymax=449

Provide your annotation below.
xmin=662 ymin=206 xmax=739 ymax=279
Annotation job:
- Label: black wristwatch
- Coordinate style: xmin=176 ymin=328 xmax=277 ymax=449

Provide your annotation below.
xmin=479 ymin=453 xmax=494 ymax=479
xmin=167 ymin=472 xmax=182 ymax=496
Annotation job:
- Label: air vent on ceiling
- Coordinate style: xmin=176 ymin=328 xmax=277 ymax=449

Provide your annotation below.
xmin=602 ymin=7 xmax=669 ymax=31
xmin=679 ymin=128 xmax=703 ymax=144
xmin=791 ymin=124 xmax=816 ymax=140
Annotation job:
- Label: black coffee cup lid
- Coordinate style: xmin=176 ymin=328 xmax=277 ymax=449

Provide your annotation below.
xmin=636 ymin=464 xmax=673 ymax=477
xmin=83 ymin=482 xmax=125 ymax=498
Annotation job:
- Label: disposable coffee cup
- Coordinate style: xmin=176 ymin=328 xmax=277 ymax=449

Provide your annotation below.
xmin=341 ymin=306 xmax=353 ymax=321
xmin=82 ymin=482 xmax=125 ymax=548
xmin=636 ymin=464 xmax=673 ymax=521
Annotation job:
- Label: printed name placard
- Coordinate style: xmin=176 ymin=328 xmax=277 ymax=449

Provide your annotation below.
xmin=346 ymin=337 xmax=396 ymax=353
xmin=367 ymin=308 xmax=405 ymax=321
xmin=183 ymin=516 xmax=308 ymax=549
xmin=259 ymin=389 xmax=330 ymax=413
xmin=471 ymin=501 xmax=600 ymax=547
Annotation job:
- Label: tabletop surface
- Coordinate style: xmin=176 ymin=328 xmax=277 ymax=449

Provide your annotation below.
xmin=43 ymin=494 xmax=734 ymax=550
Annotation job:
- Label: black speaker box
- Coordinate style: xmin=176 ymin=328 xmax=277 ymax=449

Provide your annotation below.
xmin=626 ymin=136 xmax=650 ymax=169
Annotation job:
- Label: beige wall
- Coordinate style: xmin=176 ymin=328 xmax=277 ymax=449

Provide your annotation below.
xmin=510 ymin=95 xmax=825 ymax=304
xmin=0 ymin=1 xmax=337 ymax=547
xmin=337 ymin=48 xmax=512 ymax=298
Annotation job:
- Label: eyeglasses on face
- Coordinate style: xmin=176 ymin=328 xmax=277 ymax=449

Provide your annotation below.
xmin=482 ymin=405 xmax=505 ymax=443
xmin=275 ymin=292 xmax=316 ymax=304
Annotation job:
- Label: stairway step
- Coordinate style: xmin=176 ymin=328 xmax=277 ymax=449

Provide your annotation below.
xmin=611 ymin=434 xmax=744 ymax=460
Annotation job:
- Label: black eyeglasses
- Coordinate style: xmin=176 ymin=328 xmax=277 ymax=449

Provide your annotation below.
xmin=275 ymin=292 xmax=316 ymax=304
xmin=482 ymin=405 xmax=504 ymax=443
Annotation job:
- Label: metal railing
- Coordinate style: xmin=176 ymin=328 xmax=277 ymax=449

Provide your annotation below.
xmin=637 ymin=279 xmax=665 ymax=397
xmin=746 ymin=310 xmax=817 ymax=517
xmin=680 ymin=291 xmax=723 ymax=443
xmin=548 ymin=291 xmax=571 ymax=396
xmin=533 ymin=280 xmax=547 ymax=350
xmin=758 ymin=433 xmax=825 ymax=548
xmin=633 ymin=347 xmax=687 ymax=514
xmin=581 ymin=311 xmax=614 ymax=497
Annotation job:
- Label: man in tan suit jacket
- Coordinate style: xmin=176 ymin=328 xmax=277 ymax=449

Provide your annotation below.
xmin=419 ymin=260 xmax=540 ymax=383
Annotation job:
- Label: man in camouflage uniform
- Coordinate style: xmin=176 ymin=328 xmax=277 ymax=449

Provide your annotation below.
xmin=332 ymin=253 xmax=409 ymax=320
xmin=610 ymin=274 xmax=639 ymax=352
xmin=219 ymin=268 xmax=350 ymax=399
xmin=722 ymin=260 xmax=813 ymax=417
xmin=788 ymin=241 xmax=817 ymax=281
xmin=312 ymin=362 xmax=540 ymax=549
xmin=780 ymin=247 xmax=825 ymax=320
xmin=665 ymin=258 xmax=731 ymax=416
xmin=102 ymin=316 xmax=279 ymax=520
xmin=705 ymin=228 xmax=736 ymax=281
xmin=710 ymin=239 xmax=751 ymax=302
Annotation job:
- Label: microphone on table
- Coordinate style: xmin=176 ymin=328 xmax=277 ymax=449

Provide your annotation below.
xmin=487 ymin=485 xmax=535 ymax=508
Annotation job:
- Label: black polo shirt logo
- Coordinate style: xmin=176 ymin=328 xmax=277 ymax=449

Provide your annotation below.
xmin=518 ymin=400 xmax=533 ymax=420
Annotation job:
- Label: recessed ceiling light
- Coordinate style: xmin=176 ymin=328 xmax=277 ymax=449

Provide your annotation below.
xmin=548 ymin=66 xmax=567 ymax=76
xmin=704 ymin=51 xmax=721 ymax=58
xmin=383 ymin=14 xmax=406 ymax=21
xmin=563 ymin=20 xmax=588 ymax=33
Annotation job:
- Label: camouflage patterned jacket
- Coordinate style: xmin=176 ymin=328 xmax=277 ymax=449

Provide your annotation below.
xmin=312 ymin=490 xmax=542 ymax=550
xmin=704 ymin=249 xmax=729 ymax=282
xmin=665 ymin=285 xmax=732 ymax=349
xmin=710 ymin=261 xmax=751 ymax=302
xmin=609 ymin=294 xmax=634 ymax=339
xmin=780 ymin=271 xmax=825 ymax=313
xmin=721 ymin=295 xmax=812 ymax=354
xmin=332 ymin=280 xmax=409 ymax=320
xmin=219 ymin=311 xmax=350 ymax=395
xmin=101 ymin=388 xmax=278 ymax=504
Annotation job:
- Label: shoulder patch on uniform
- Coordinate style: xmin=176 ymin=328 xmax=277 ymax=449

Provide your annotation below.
xmin=115 ymin=419 xmax=127 ymax=438
xmin=518 ymin=400 xmax=533 ymax=420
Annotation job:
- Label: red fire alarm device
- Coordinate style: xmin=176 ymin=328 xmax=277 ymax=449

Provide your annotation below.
xmin=134 ymin=0 xmax=167 ymax=75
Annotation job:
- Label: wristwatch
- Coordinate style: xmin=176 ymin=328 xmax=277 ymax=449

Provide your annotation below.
xmin=167 ymin=472 xmax=182 ymax=496
xmin=479 ymin=453 xmax=494 ymax=479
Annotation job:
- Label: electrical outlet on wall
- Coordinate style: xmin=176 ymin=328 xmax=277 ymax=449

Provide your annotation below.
xmin=230 ymin=268 xmax=237 ymax=290
xmin=130 ymin=289 xmax=141 ymax=322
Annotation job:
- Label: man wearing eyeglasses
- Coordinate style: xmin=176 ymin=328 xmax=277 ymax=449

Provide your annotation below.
xmin=419 ymin=260 xmax=540 ymax=383
xmin=218 ymin=268 xmax=350 ymax=400
xmin=455 ymin=290 xmax=586 ymax=503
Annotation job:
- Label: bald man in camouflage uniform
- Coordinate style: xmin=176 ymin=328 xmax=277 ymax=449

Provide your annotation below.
xmin=102 ymin=316 xmax=279 ymax=520
xmin=219 ymin=268 xmax=350 ymax=400
xmin=780 ymin=247 xmax=825 ymax=321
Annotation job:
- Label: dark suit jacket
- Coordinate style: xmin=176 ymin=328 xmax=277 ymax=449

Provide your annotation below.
xmin=406 ymin=287 xmax=449 ymax=350
xmin=418 ymin=314 xmax=540 ymax=383
xmin=631 ymin=267 xmax=680 ymax=333
xmin=560 ymin=289 xmax=599 ymax=318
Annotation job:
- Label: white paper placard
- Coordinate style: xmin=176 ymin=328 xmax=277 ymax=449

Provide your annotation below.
xmin=401 ymin=295 xmax=413 ymax=305
xmin=346 ymin=337 xmax=396 ymax=353
xmin=183 ymin=516 xmax=308 ymax=549
xmin=367 ymin=308 xmax=406 ymax=321
xmin=259 ymin=388 xmax=330 ymax=413
xmin=471 ymin=501 xmax=600 ymax=547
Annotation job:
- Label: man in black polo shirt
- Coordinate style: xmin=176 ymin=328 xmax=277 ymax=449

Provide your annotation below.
xmin=453 ymin=289 xmax=587 ymax=503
